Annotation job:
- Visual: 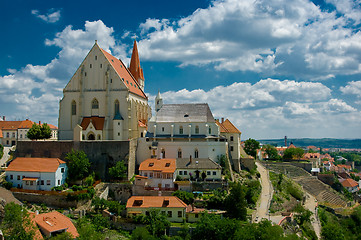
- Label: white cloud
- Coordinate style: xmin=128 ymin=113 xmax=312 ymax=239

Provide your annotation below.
xmin=0 ymin=20 xmax=128 ymax=125
xmin=150 ymin=79 xmax=361 ymax=138
xmin=136 ymin=0 xmax=361 ymax=79
xmin=340 ymin=80 xmax=361 ymax=97
xmin=31 ymin=9 xmax=61 ymax=23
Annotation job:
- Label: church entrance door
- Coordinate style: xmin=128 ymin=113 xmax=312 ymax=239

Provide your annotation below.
xmin=88 ymin=134 xmax=95 ymax=140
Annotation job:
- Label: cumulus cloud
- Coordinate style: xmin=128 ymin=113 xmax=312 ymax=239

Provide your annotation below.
xmin=149 ymin=79 xmax=361 ymax=138
xmin=0 ymin=20 xmax=128 ymax=124
xmin=340 ymin=80 xmax=361 ymax=97
xmin=31 ymin=9 xmax=61 ymax=23
xmin=136 ymin=0 xmax=361 ymax=79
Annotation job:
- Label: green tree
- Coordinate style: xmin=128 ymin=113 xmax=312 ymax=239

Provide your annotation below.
xmin=0 ymin=202 xmax=35 ymax=240
xmin=91 ymin=214 xmax=110 ymax=232
xmin=244 ymin=138 xmax=260 ymax=159
xmin=0 ymin=143 xmax=4 ymax=159
xmin=321 ymin=222 xmax=344 ymax=240
xmin=172 ymin=190 xmax=195 ymax=205
xmin=262 ymin=144 xmax=281 ymax=160
xmin=65 ymin=149 xmax=91 ymax=182
xmin=143 ymin=209 xmax=170 ymax=237
xmin=76 ymin=218 xmax=103 ymax=240
xmin=131 ymin=227 xmax=157 ymax=240
xmin=27 ymin=123 xmax=41 ymax=140
xmin=109 ymin=160 xmax=127 ymax=180
xmin=283 ymin=147 xmax=304 ymax=160
xmin=50 ymin=232 xmax=73 ymax=240
xmin=225 ymin=182 xmax=247 ymax=220
xmin=40 ymin=123 xmax=52 ymax=139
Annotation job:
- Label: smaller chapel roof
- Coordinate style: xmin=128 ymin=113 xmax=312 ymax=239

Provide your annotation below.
xmin=216 ymin=119 xmax=241 ymax=134
xmin=80 ymin=117 xmax=105 ymax=130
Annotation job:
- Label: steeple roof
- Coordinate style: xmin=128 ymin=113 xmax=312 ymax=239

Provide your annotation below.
xmin=129 ymin=40 xmax=144 ymax=81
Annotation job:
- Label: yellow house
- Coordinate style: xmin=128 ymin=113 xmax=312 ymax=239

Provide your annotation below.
xmin=126 ymin=196 xmax=187 ymax=222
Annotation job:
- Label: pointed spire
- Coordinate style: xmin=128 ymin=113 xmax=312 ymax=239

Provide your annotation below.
xmin=129 ymin=40 xmax=144 ymax=83
xmin=156 ymin=90 xmax=162 ymax=100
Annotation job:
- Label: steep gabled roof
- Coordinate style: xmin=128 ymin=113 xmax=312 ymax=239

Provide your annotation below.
xmin=139 ymin=158 xmax=176 ymax=173
xmin=126 ymin=196 xmax=187 ymax=208
xmin=129 ymin=40 xmax=144 ymax=81
xmin=80 ymin=116 xmax=105 ymax=130
xmin=155 ymin=103 xmax=215 ymax=123
xmin=341 ymin=178 xmax=358 ymax=188
xmin=100 ymin=47 xmax=147 ymax=99
xmin=216 ymin=119 xmax=241 ymax=134
xmin=6 ymin=157 xmax=66 ymax=173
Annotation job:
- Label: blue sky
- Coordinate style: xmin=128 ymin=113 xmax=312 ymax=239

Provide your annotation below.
xmin=1 ymin=0 xmax=361 ymax=140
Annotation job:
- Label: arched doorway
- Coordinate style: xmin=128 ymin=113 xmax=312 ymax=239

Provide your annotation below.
xmin=88 ymin=133 xmax=95 ymax=140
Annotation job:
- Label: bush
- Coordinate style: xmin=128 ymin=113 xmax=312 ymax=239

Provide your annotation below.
xmin=3 ymin=181 xmax=13 ymax=190
xmin=287 ymin=184 xmax=303 ymax=201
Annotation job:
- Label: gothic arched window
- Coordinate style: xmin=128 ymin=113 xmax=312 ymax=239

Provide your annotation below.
xmin=178 ymin=149 xmax=182 ymax=158
xmin=92 ymin=99 xmax=99 ymax=109
xmin=71 ymin=101 xmax=76 ymax=115
xmin=194 ymin=149 xmax=199 ymax=158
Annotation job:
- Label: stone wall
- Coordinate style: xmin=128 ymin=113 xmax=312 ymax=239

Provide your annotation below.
xmin=241 ymin=157 xmax=256 ymax=170
xmin=15 ymin=140 xmax=132 ymax=180
xmin=13 ymin=192 xmax=83 ymax=208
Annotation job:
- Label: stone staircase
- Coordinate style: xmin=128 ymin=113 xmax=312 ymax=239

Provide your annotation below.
xmin=265 ymin=162 xmax=347 ymax=208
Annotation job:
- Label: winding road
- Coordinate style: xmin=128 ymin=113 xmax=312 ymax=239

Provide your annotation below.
xmin=254 ymin=161 xmax=273 ymax=222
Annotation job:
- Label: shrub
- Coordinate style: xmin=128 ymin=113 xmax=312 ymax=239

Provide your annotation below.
xmin=3 ymin=181 xmax=12 ymax=190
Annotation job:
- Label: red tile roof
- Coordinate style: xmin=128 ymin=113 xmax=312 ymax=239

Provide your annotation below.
xmin=0 ymin=129 xmax=2 ymax=138
xmin=216 ymin=119 xmax=241 ymax=134
xmin=34 ymin=211 xmax=79 ymax=238
xmin=80 ymin=116 xmax=105 ymax=130
xmin=7 ymin=157 xmax=66 ymax=173
xmin=129 ymin=40 xmax=144 ymax=82
xmin=22 ymin=177 xmax=39 ymax=181
xmin=341 ymin=178 xmax=359 ymax=188
xmin=100 ymin=48 xmax=147 ymax=99
xmin=127 ymin=196 xmax=187 ymax=209
xmin=0 ymin=120 xmax=23 ymax=130
xmin=138 ymin=120 xmax=147 ymax=128
xmin=139 ymin=158 xmax=176 ymax=173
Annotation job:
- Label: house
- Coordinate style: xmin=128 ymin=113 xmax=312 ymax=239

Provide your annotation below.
xmin=186 ymin=204 xmax=226 ymax=222
xmin=176 ymin=157 xmax=222 ymax=181
xmin=6 ymin=157 xmax=67 ymax=190
xmin=216 ymin=118 xmax=242 ymax=161
xmin=340 ymin=178 xmax=359 ymax=193
xmin=58 ymin=40 xmax=150 ymax=141
xmin=34 ymin=211 xmax=79 ymax=238
xmin=137 ymin=93 xmax=228 ymax=164
xmin=136 ymin=158 xmax=177 ymax=190
xmin=0 ymin=119 xmax=58 ymax=147
xmin=126 ymin=196 xmax=187 ymax=222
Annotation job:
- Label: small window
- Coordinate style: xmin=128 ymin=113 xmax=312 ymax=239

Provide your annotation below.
xmin=100 ymin=64 xmax=102 ymax=68
xmin=92 ymin=99 xmax=99 ymax=109
xmin=162 ymin=127 xmax=165 ymax=132
xmin=110 ymin=78 xmax=112 ymax=83
xmin=90 ymin=64 xmax=92 ymax=68
xmin=26 ymin=181 xmax=29 ymax=185
xmin=10 ymin=175 xmax=13 ymax=180
xmin=179 ymin=126 xmax=183 ymax=134
xmin=179 ymin=171 xmax=183 ymax=175
xmin=231 ymin=146 xmax=234 ymax=151
xmin=20 ymin=134 xmax=22 ymax=138
xmin=118 ymin=132 xmax=120 ymax=136
xmin=41 ymin=180 xmax=44 ymax=185
xmin=207 ymin=171 xmax=211 ymax=175
xmin=149 ymin=173 xmax=153 ymax=178
xmin=12 ymin=133 xmax=15 ymax=137
xmin=213 ymin=171 xmax=216 ymax=175
xmin=47 ymin=180 xmax=51 ymax=185
xmin=85 ymin=72 xmax=87 ymax=76
xmin=17 ymin=175 xmax=20 ymax=180
xmin=161 ymin=211 xmax=166 ymax=215
xmin=126 ymin=80 xmax=129 ymax=84
xmin=195 ymin=214 xmax=199 ymax=218
xmin=178 ymin=211 xmax=182 ymax=218
xmin=230 ymin=136 xmax=234 ymax=141
xmin=118 ymin=122 xmax=120 ymax=125
xmin=95 ymin=56 xmax=97 ymax=60
xmin=149 ymin=163 xmax=154 ymax=167
xmin=30 ymin=181 xmax=33 ymax=186
xmin=71 ymin=101 xmax=76 ymax=115
xmin=161 ymin=149 xmax=166 ymax=158
xmin=184 ymin=171 xmax=188 ymax=175
xmin=6 ymin=133 xmax=9 ymax=138
xmin=195 ymin=149 xmax=199 ymax=158
xmin=195 ymin=126 xmax=199 ymax=134
xmin=58 ymin=180 xmax=60 ymax=185
xmin=168 ymin=211 xmax=172 ymax=217
xmin=165 ymin=163 xmax=170 ymax=167
xmin=61 ymin=168 xmax=65 ymax=173
xmin=208 ymin=127 xmax=212 ymax=134
xmin=130 ymin=82 xmax=133 ymax=86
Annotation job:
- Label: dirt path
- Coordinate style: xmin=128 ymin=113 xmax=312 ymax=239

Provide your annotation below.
xmin=304 ymin=192 xmax=321 ymax=239
xmin=254 ymin=161 xmax=273 ymax=222
xmin=0 ymin=146 xmax=12 ymax=167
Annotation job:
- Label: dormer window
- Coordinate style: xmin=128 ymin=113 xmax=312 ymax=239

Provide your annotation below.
xmin=149 ymin=162 xmax=154 ymax=167
xmin=165 ymin=163 xmax=170 ymax=167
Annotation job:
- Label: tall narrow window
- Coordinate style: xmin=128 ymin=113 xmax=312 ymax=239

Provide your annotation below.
xmin=161 ymin=149 xmax=166 ymax=158
xmin=195 ymin=125 xmax=199 ymax=134
xmin=114 ymin=100 xmax=120 ymax=115
xmin=92 ymin=99 xmax=99 ymax=109
xmin=179 ymin=126 xmax=183 ymax=134
xmin=90 ymin=64 xmax=92 ymax=68
xmin=178 ymin=149 xmax=182 ymax=158
xmin=208 ymin=126 xmax=212 ymax=134
xmin=195 ymin=149 xmax=199 ymax=158
xmin=71 ymin=101 xmax=76 ymax=115
xmin=230 ymin=136 xmax=234 ymax=141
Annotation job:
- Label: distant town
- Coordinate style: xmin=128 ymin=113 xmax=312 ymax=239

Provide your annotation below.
xmin=1 ymin=41 xmax=361 ymax=240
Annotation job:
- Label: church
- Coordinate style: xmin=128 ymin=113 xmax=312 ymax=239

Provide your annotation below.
xmin=58 ymin=41 xmax=150 ymax=141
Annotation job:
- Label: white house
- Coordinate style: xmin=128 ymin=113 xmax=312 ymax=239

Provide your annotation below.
xmin=137 ymin=92 xmax=228 ymax=164
xmin=58 ymin=40 xmax=150 ymax=141
xmin=6 ymin=157 xmax=67 ymax=191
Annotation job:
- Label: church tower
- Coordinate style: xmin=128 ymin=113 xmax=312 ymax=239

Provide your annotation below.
xmin=155 ymin=91 xmax=163 ymax=112
xmin=129 ymin=40 xmax=145 ymax=91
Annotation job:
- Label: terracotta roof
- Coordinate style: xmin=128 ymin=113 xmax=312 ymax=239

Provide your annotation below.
xmin=135 ymin=175 xmax=148 ymax=179
xmin=7 ymin=157 xmax=66 ymax=173
xmin=100 ymin=47 xmax=147 ymax=99
xmin=34 ymin=211 xmax=79 ymax=238
xmin=338 ymin=165 xmax=352 ymax=170
xmin=341 ymin=178 xmax=359 ymax=188
xmin=18 ymin=119 xmax=34 ymax=129
xmin=0 ymin=120 xmax=23 ymax=130
xmin=80 ymin=116 xmax=105 ymax=130
xmin=129 ymin=40 xmax=144 ymax=82
xmin=29 ymin=213 xmax=44 ymax=240
xmin=126 ymin=196 xmax=187 ymax=209
xmin=304 ymin=153 xmax=320 ymax=159
xmin=138 ymin=120 xmax=147 ymax=128
xmin=216 ymin=119 xmax=241 ymax=134
xmin=186 ymin=205 xmax=205 ymax=213
xmin=0 ymin=129 xmax=2 ymax=138
xmin=139 ymin=158 xmax=176 ymax=173
xmin=288 ymin=143 xmax=296 ymax=149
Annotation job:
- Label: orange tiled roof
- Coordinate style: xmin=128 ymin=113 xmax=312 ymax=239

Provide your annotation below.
xmin=216 ymin=119 xmax=241 ymax=134
xmin=304 ymin=153 xmax=320 ymax=159
xmin=7 ymin=157 xmax=66 ymax=173
xmin=34 ymin=211 xmax=79 ymax=238
xmin=22 ymin=177 xmax=39 ymax=181
xmin=100 ymin=48 xmax=147 ymax=99
xmin=0 ymin=120 xmax=23 ymax=130
xmin=341 ymin=178 xmax=358 ymax=188
xmin=0 ymin=129 xmax=2 ymax=138
xmin=80 ymin=116 xmax=105 ymax=130
xmin=126 ymin=196 xmax=187 ymax=209
xmin=18 ymin=119 xmax=34 ymax=129
xmin=135 ymin=175 xmax=148 ymax=179
xmin=338 ymin=165 xmax=352 ymax=170
xmin=29 ymin=213 xmax=44 ymax=240
xmin=288 ymin=143 xmax=296 ymax=149
xmin=129 ymin=40 xmax=144 ymax=82
xmin=139 ymin=158 xmax=176 ymax=173
xmin=186 ymin=205 xmax=206 ymax=213
xmin=138 ymin=120 xmax=147 ymax=128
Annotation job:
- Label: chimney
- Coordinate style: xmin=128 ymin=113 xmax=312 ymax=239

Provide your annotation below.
xmin=3 ymin=116 xmax=5 ymax=121
xmin=285 ymin=136 xmax=287 ymax=147
xmin=190 ymin=155 xmax=192 ymax=164
xmin=221 ymin=118 xmax=224 ymax=123
xmin=39 ymin=121 xmax=41 ymax=125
